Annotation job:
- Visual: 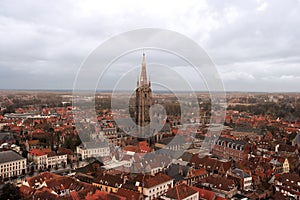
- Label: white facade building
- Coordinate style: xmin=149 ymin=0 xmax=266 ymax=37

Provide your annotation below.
xmin=141 ymin=174 xmax=173 ymax=200
xmin=76 ymin=142 xmax=110 ymax=160
xmin=282 ymin=158 xmax=290 ymax=173
xmin=28 ymin=148 xmax=68 ymax=169
xmin=28 ymin=148 xmax=48 ymax=169
xmin=47 ymin=152 xmax=68 ymax=168
xmin=231 ymin=168 xmax=252 ymax=191
xmin=0 ymin=150 xmax=26 ymax=179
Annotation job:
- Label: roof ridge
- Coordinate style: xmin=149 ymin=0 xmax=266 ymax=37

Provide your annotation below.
xmin=175 ymin=184 xmax=181 ymax=200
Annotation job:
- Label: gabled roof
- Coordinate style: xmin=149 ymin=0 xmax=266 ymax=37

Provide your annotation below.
xmin=33 ymin=188 xmax=58 ymax=200
xmin=19 ymin=185 xmax=35 ymax=197
xmin=190 ymin=155 xmax=232 ymax=172
xmin=134 ymin=173 xmax=173 ymax=188
xmin=46 ymin=176 xmax=95 ymax=193
xmin=231 ymin=168 xmax=251 ymax=178
xmin=203 ymin=175 xmax=236 ymax=192
xmin=116 ymin=188 xmax=142 ymax=200
xmin=190 ymin=186 xmax=216 ymax=200
xmin=165 ymin=164 xmax=190 ymax=183
xmin=93 ymin=172 xmax=123 ymax=187
xmin=26 ymin=172 xmax=60 ymax=187
xmin=165 ymin=183 xmax=197 ymax=199
xmin=293 ymin=132 xmax=300 ymax=144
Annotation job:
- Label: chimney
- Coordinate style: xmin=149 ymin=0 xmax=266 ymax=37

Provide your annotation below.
xmin=123 ymin=175 xmax=128 ymax=184
xmin=179 ymin=165 xmax=183 ymax=176
xmin=167 ymin=183 xmax=171 ymax=189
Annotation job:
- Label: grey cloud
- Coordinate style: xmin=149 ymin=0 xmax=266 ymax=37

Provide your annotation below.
xmin=0 ymin=0 xmax=299 ymax=92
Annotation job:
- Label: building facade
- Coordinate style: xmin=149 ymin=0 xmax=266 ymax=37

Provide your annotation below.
xmin=28 ymin=148 xmax=47 ymax=169
xmin=137 ymin=173 xmax=173 ymax=200
xmin=0 ymin=150 xmax=26 ymax=179
xmin=229 ymin=168 xmax=252 ymax=191
xmin=76 ymin=142 xmax=110 ymax=160
xmin=212 ymin=137 xmax=248 ymax=161
xmin=46 ymin=152 xmax=67 ymax=168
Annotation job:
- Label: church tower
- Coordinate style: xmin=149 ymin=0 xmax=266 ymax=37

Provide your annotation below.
xmin=135 ymin=53 xmax=152 ymax=135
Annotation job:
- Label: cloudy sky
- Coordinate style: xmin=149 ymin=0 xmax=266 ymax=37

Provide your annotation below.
xmin=0 ymin=0 xmax=300 ymax=92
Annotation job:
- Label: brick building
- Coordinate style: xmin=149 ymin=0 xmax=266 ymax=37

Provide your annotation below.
xmin=212 ymin=137 xmax=249 ymax=161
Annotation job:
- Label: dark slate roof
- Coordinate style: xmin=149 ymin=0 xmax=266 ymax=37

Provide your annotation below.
xmin=159 ymin=137 xmax=174 ymax=145
xmin=165 ymin=164 xmax=190 ymax=183
xmin=156 ymin=149 xmax=183 ymax=158
xmin=293 ymin=132 xmax=300 ymax=144
xmin=160 ymin=135 xmax=188 ymax=145
xmin=75 ymin=160 xmax=104 ymax=174
xmin=0 ymin=132 xmax=15 ymax=141
xmin=215 ymin=137 xmax=247 ymax=145
xmin=179 ymin=152 xmax=194 ymax=162
xmin=231 ymin=168 xmax=250 ymax=178
xmin=0 ymin=150 xmax=25 ymax=164
xmin=81 ymin=141 xmax=109 ymax=149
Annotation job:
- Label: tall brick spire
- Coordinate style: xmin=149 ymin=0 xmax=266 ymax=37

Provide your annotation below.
xmin=135 ymin=52 xmax=152 ymax=137
xmin=139 ymin=53 xmax=148 ymax=87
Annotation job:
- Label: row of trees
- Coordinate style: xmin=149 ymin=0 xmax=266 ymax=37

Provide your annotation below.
xmin=228 ymin=102 xmax=300 ymax=120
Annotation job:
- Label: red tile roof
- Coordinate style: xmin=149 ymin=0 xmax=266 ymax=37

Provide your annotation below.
xmin=116 ymin=188 xmax=142 ymax=200
xmin=139 ymin=141 xmax=152 ymax=153
xmin=215 ymin=196 xmax=227 ymax=200
xmin=29 ymin=148 xmax=46 ymax=156
xmin=123 ymin=145 xmax=139 ymax=152
xmin=34 ymin=188 xmax=58 ymax=200
xmin=165 ymin=183 xmax=197 ymax=199
xmin=135 ymin=173 xmax=173 ymax=188
xmin=26 ymin=172 xmax=60 ymax=187
xmin=19 ymin=185 xmax=35 ymax=197
xmin=190 ymin=186 xmax=216 ymax=200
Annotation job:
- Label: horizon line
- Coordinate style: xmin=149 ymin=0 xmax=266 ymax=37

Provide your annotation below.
xmin=0 ymin=88 xmax=300 ymax=94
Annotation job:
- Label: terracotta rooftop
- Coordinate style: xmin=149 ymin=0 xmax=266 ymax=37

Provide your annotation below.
xmin=190 ymin=155 xmax=232 ymax=172
xmin=26 ymin=172 xmax=60 ymax=187
xmin=165 ymin=183 xmax=197 ymax=199
xmin=29 ymin=148 xmax=46 ymax=156
xmin=93 ymin=172 xmax=123 ymax=187
xmin=116 ymin=188 xmax=142 ymax=200
xmin=33 ymin=188 xmax=58 ymax=200
xmin=134 ymin=173 xmax=173 ymax=188
xmin=203 ymin=175 xmax=236 ymax=192
xmin=190 ymin=186 xmax=216 ymax=200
